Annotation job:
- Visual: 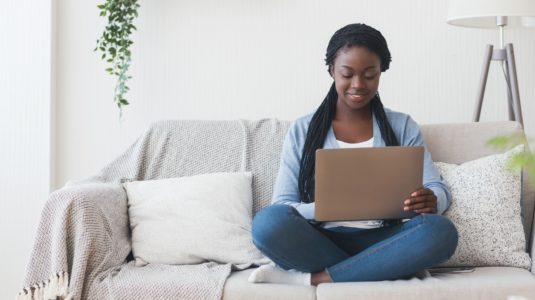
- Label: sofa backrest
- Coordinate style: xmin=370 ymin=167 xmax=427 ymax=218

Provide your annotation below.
xmin=87 ymin=119 xmax=292 ymax=215
xmin=86 ymin=119 xmax=532 ymax=250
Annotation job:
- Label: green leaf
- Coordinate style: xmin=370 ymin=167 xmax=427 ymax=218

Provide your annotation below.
xmin=487 ymin=136 xmax=512 ymax=151
xmin=487 ymin=134 xmax=528 ymax=151
xmin=488 ymin=133 xmax=535 ymax=185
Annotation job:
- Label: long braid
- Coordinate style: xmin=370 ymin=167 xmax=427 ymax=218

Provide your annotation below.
xmin=298 ymin=23 xmax=397 ymax=203
xmin=372 ymin=93 xmax=399 ymax=146
xmin=298 ymin=83 xmax=337 ymax=203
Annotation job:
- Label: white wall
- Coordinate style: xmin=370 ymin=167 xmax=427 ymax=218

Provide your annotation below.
xmin=56 ymin=0 xmax=535 ymax=189
xmin=0 ymin=0 xmax=53 ymax=298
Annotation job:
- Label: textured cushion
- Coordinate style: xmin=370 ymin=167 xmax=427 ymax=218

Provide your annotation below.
xmin=316 ymin=267 xmax=535 ymax=300
xmin=124 ymin=172 xmax=267 ymax=266
xmin=435 ymin=145 xmax=531 ymax=269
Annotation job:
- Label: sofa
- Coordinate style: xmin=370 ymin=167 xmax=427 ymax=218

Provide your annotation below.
xmin=20 ymin=119 xmax=535 ymax=300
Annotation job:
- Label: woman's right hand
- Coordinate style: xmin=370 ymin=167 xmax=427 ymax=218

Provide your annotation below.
xmin=403 ymin=187 xmax=437 ymax=214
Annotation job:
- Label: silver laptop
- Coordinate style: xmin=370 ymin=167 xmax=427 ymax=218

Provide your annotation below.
xmin=314 ymin=146 xmax=424 ymax=221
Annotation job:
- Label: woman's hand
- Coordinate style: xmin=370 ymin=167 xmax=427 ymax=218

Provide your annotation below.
xmin=403 ymin=188 xmax=437 ymax=214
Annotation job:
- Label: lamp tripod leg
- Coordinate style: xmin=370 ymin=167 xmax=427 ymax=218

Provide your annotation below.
xmin=474 ymin=45 xmax=493 ymax=122
xmin=503 ymin=59 xmax=515 ymax=121
xmin=505 ymin=44 xmax=524 ymax=127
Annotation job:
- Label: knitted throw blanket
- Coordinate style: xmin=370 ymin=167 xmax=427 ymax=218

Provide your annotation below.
xmin=18 ymin=119 xmax=290 ymax=300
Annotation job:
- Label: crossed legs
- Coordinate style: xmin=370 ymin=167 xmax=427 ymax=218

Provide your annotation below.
xmin=250 ymin=204 xmax=458 ymax=285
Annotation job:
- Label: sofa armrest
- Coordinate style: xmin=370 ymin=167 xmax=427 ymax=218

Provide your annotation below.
xmin=19 ymin=183 xmax=130 ymax=300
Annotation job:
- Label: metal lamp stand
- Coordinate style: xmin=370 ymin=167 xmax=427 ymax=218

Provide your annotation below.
xmin=473 ymin=17 xmax=524 ymax=126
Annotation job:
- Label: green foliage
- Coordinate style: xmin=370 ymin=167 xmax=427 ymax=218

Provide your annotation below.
xmin=95 ymin=0 xmax=139 ymax=117
xmin=488 ymin=133 xmax=535 ymax=182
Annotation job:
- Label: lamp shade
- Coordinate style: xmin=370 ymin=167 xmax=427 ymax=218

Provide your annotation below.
xmin=447 ymin=0 xmax=535 ymax=28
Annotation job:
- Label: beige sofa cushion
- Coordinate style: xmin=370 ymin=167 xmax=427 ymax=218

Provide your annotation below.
xmin=223 ymin=269 xmax=316 ymax=300
xmin=316 ymin=267 xmax=535 ymax=300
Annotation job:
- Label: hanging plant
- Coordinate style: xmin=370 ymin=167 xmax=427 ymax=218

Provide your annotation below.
xmin=95 ymin=0 xmax=140 ymax=117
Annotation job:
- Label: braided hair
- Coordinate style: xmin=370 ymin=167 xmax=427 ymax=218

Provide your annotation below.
xmin=298 ymin=23 xmax=399 ymax=204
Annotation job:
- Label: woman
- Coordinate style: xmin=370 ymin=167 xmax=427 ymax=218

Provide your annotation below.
xmin=249 ymin=23 xmax=458 ymax=285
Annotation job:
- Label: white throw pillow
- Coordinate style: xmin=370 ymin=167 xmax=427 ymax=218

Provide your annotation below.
xmin=435 ymin=145 xmax=531 ymax=269
xmin=124 ymin=172 xmax=268 ymax=266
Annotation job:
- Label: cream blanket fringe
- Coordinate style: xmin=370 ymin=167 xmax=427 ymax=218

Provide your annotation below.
xmin=17 ymin=272 xmax=71 ymax=300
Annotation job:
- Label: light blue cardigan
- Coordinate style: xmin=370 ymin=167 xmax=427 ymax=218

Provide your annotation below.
xmin=272 ymin=108 xmax=452 ymax=220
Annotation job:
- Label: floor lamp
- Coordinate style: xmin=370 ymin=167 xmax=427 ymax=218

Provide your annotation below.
xmin=447 ymin=0 xmax=535 ymax=127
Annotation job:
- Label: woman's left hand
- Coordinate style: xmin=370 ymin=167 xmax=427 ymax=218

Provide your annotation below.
xmin=403 ymin=188 xmax=437 ymax=214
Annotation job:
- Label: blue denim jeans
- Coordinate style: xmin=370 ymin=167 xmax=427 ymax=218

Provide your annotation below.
xmin=252 ymin=204 xmax=458 ymax=282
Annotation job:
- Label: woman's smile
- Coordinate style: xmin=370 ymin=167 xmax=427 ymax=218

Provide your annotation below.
xmin=346 ymin=93 xmax=368 ymax=102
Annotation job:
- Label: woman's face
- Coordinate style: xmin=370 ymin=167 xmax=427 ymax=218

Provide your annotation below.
xmin=330 ymin=46 xmax=382 ymax=112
